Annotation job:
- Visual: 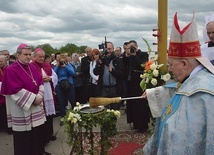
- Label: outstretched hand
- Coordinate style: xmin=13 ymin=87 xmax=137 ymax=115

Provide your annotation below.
xmin=141 ymin=91 xmax=147 ymax=100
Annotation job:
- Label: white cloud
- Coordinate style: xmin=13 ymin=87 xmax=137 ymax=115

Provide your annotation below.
xmin=0 ymin=0 xmax=213 ymax=53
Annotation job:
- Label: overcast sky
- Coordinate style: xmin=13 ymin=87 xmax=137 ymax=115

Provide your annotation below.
xmin=0 ymin=0 xmax=213 ymax=54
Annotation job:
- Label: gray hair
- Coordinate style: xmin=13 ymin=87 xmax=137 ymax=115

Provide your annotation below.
xmin=72 ymin=53 xmax=79 ymax=59
xmin=16 ymin=48 xmax=32 ymax=55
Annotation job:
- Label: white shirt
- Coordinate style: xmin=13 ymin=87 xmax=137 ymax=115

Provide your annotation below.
xmin=89 ymin=61 xmax=99 ymax=85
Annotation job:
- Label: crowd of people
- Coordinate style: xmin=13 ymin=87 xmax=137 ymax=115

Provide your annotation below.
xmin=0 ymin=12 xmax=214 ymax=155
xmin=0 ymin=39 xmax=151 ymax=155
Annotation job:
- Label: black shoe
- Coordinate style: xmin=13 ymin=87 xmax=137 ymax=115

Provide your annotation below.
xmin=50 ymin=135 xmax=57 ymax=141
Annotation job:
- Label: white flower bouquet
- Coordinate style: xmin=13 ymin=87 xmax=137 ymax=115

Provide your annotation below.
xmin=140 ymin=60 xmax=172 ymax=91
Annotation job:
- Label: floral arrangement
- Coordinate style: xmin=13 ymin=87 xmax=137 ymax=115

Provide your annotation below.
xmin=140 ymin=38 xmax=172 ymax=91
xmin=64 ymin=102 xmax=121 ymax=155
xmin=140 ymin=60 xmax=172 ymax=91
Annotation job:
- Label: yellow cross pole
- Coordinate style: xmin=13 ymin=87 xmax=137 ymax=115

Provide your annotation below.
xmin=157 ymin=0 xmax=168 ymax=71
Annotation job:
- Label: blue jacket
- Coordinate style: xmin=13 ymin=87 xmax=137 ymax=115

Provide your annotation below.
xmin=54 ymin=63 xmax=75 ymax=85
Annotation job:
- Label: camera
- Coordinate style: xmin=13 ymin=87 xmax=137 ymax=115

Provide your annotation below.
xmin=98 ymin=36 xmax=111 ymax=66
xmin=59 ymin=61 xmax=65 ymax=66
xmin=130 ymin=45 xmax=136 ymax=53
xmin=98 ymin=43 xmax=105 ymax=50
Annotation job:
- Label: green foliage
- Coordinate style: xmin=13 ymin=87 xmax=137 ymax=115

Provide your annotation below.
xmin=142 ymin=37 xmax=152 ymax=54
xmin=30 ymin=43 xmax=87 ymax=56
xmin=64 ymin=106 xmax=120 ymax=155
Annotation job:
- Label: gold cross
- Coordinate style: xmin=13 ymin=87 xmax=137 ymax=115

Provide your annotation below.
xmin=165 ymin=104 xmax=172 ymax=115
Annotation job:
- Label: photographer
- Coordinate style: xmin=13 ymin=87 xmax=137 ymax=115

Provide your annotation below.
xmin=54 ymin=54 xmax=76 ymax=126
xmin=93 ymin=41 xmax=125 ymax=110
xmin=123 ymin=40 xmax=150 ymax=133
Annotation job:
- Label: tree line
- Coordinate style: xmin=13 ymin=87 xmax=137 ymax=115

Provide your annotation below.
xmin=29 ymin=43 xmax=87 ymax=56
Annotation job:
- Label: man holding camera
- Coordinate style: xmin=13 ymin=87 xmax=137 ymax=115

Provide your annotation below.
xmin=123 ymin=40 xmax=150 ymax=133
xmin=54 ymin=54 xmax=76 ymax=125
xmin=93 ymin=41 xmax=124 ymax=110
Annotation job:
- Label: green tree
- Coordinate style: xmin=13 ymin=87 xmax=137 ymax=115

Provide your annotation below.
xmin=31 ymin=43 xmax=88 ymax=56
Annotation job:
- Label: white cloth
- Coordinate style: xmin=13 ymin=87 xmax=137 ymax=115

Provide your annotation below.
xmin=6 ymin=86 xmax=46 ymax=131
xmin=50 ymin=69 xmax=58 ymax=88
xmin=42 ymin=69 xmax=56 ymax=116
xmin=89 ymin=61 xmax=99 ymax=85
xmin=146 ymin=86 xmax=175 ymax=118
xmin=51 ymin=60 xmax=57 ymax=66
xmin=201 ymin=45 xmax=214 ymax=61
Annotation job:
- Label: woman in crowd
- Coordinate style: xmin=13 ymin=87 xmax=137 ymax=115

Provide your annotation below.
xmin=89 ymin=48 xmax=101 ymax=97
xmin=54 ymin=54 xmax=76 ymax=126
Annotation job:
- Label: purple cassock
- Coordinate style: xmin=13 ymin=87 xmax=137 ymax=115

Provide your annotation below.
xmin=31 ymin=61 xmax=52 ymax=77
xmin=1 ymin=61 xmax=43 ymax=95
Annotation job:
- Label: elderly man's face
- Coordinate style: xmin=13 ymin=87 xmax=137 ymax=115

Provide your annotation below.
xmin=106 ymin=43 xmax=114 ymax=57
xmin=207 ymin=21 xmax=214 ymax=42
xmin=34 ymin=51 xmax=45 ymax=64
xmin=85 ymin=47 xmax=92 ymax=57
xmin=2 ymin=50 xmax=10 ymax=60
xmin=168 ymin=58 xmax=186 ymax=83
xmin=0 ymin=56 xmax=7 ymax=68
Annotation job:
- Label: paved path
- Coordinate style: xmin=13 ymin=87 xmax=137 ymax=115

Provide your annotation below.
xmin=0 ymin=108 xmax=133 ymax=155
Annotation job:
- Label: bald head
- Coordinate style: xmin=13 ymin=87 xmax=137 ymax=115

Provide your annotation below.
xmin=206 ymin=21 xmax=214 ymax=42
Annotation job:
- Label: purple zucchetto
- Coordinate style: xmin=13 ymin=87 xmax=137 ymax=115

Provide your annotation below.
xmin=17 ymin=43 xmax=30 ymax=50
xmin=34 ymin=48 xmax=43 ymax=53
